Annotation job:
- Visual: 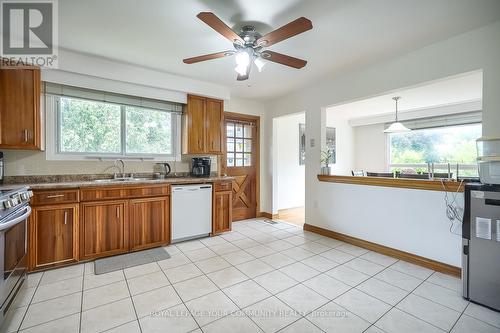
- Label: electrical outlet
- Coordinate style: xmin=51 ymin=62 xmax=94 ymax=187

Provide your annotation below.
xmin=310 ymin=138 xmax=315 ymax=147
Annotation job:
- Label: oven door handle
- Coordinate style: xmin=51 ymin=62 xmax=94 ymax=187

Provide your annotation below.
xmin=0 ymin=206 xmax=32 ymax=231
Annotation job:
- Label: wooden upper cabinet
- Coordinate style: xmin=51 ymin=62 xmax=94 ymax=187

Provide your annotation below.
xmin=185 ymin=95 xmax=206 ymax=154
xmin=206 ymin=99 xmax=223 ymax=154
xmin=129 ymin=197 xmax=170 ymax=251
xmin=0 ymin=66 xmax=42 ymax=149
xmin=182 ymin=94 xmax=223 ymax=154
xmin=29 ymin=204 xmax=79 ymax=270
xmin=80 ymin=200 xmax=128 ymax=260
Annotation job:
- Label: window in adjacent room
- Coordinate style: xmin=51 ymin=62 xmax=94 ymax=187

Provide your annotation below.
xmin=388 ymin=117 xmax=482 ymax=177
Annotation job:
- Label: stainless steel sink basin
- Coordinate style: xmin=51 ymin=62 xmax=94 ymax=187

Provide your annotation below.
xmin=93 ymin=178 xmax=150 ymax=183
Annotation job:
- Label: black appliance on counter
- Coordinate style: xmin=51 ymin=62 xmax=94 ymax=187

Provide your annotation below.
xmin=191 ymin=157 xmax=211 ymax=177
xmin=462 ymin=183 xmax=500 ymax=311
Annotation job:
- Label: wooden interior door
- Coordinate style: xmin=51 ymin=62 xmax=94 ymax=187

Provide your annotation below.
xmin=129 ymin=197 xmax=169 ymax=251
xmin=224 ymin=114 xmax=259 ymax=221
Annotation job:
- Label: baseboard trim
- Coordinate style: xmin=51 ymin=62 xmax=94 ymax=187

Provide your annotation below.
xmin=303 ymin=223 xmax=461 ymax=277
xmin=258 ymin=212 xmax=278 ymax=219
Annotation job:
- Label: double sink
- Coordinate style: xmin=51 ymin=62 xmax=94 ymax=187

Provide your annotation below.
xmin=93 ymin=177 xmax=151 ymax=183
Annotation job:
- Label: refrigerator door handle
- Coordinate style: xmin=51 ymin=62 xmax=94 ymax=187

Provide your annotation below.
xmin=462 ymin=238 xmax=469 ymax=299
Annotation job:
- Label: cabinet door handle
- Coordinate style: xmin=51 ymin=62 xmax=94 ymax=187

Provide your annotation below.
xmin=116 ymin=206 xmax=120 ymax=219
xmin=64 ymin=211 xmax=68 ymax=225
xmin=23 ymin=129 xmax=29 ymax=142
xmin=46 ymin=194 xmax=65 ymax=198
xmin=198 ymin=139 xmax=202 ymax=149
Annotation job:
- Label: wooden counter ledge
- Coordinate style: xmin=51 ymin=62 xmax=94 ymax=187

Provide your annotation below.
xmin=317 ymin=174 xmax=464 ymax=192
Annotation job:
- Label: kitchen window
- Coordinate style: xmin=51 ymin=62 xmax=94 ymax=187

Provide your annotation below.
xmin=388 ymin=120 xmax=482 ymax=177
xmin=45 ymin=83 xmax=182 ymax=160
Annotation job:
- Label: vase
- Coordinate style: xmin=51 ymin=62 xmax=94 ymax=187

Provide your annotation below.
xmin=320 ymin=166 xmax=331 ymax=175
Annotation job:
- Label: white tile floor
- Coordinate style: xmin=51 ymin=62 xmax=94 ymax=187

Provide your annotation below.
xmin=2 ymin=218 xmax=500 ymax=333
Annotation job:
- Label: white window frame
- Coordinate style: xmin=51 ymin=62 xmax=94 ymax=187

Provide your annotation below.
xmin=386 ymin=123 xmax=481 ymax=172
xmin=45 ymin=94 xmax=181 ymax=161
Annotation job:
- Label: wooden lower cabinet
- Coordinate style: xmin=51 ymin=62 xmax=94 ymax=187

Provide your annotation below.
xmin=130 ymin=197 xmax=170 ymax=251
xmin=29 ymin=204 xmax=79 ymax=270
xmin=212 ymin=190 xmax=232 ymax=234
xmin=80 ymin=200 xmax=128 ymax=260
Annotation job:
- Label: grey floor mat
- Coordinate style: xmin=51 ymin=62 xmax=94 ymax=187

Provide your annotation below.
xmin=94 ymin=247 xmax=170 ymax=275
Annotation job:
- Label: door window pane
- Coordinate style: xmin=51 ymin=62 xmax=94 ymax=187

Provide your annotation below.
xmin=235 ymin=124 xmax=243 ymax=137
xmin=244 ymin=139 xmax=252 ymax=152
xmin=227 ymin=139 xmax=234 ymax=152
xmin=226 ymin=123 xmax=234 ymax=137
xmin=244 ymin=125 xmax=253 ymax=138
xmin=227 ymin=155 xmax=234 ymax=167
xmin=235 ymin=139 xmax=244 ymax=152
xmin=244 ymin=153 xmax=252 ymax=166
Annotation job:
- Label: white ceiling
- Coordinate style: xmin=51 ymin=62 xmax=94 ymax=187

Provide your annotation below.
xmin=326 ymin=71 xmax=482 ymax=123
xmin=58 ymin=0 xmax=500 ymax=100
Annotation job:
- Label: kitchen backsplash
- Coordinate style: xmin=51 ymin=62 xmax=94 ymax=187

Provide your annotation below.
xmin=1 ymin=150 xmax=219 ymax=176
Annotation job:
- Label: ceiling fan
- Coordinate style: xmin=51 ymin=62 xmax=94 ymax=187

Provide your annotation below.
xmin=183 ymin=12 xmax=313 ymax=81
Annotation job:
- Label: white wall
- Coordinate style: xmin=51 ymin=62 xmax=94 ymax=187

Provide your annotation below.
xmin=353 ymin=123 xmax=387 ymax=173
xmin=264 ymin=20 xmax=500 ymax=265
xmin=326 ymin=115 xmax=354 ymax=176
xmin=43 ymin=49 xmax=230 ymax=101
xmin=316 ymin=182 xmax=463 ymax=266
xmin=275 ymin=113 xmax=305 ymax=211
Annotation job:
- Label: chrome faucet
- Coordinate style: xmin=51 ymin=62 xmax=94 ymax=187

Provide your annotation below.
xmin=114 ymin=159 xmax=125 ymax=178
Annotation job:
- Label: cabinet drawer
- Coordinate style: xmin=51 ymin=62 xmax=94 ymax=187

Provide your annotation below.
xmin=214 ymin=181 xmax=232 ymax=192
xmin=80 ymin=184 xmax=170 ymax=202
xmin=32 ymin=189 xmax=79 ymax=206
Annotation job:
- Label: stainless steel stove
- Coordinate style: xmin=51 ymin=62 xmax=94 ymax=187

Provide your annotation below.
xmin=0 ymin=186 xmax=32 ymax=326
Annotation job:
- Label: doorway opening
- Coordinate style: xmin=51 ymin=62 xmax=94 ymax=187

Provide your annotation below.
xmin=272 ymin=112 xmax=306 ymax=226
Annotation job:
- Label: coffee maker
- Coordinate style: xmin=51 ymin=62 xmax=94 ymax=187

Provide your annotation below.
xmin=191 ymin=157 xmax=211 ymax=178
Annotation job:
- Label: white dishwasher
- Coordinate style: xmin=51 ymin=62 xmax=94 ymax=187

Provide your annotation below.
xmin=171 ymin=184 xmax=212 ymax=243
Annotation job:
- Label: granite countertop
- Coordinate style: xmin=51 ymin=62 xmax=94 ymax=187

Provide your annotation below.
xmin=1 ymin=174 xmax=234 ymax=190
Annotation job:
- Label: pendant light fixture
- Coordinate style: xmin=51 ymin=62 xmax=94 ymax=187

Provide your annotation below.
xmin=384 ymin=96 xmax=411 ymax=133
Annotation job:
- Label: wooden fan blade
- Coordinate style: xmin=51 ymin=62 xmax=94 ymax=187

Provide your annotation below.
xmin=261 ymin=51 xmax=307 ymax=69
xmin=197 ymin=12 xmax=244 ymax=45
xmin=183 ymin=51 xmax=234 ymax=64
xmin=256 ymin=17 xmax=312 ymax=47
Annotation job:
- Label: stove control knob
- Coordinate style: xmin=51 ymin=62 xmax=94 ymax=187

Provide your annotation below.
xmin=3 ymin=200 xmax=13 ymax=209
xmin=20 ymin=192 xmax=29 ymax=200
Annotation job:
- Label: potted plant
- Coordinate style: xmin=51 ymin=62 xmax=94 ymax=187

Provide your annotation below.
xmin=320 ymin=148 xmax=334 ymax=175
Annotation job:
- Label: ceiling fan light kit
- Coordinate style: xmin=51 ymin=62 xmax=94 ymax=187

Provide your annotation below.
xmin=183 ymin=12 xmax=313 ymax=80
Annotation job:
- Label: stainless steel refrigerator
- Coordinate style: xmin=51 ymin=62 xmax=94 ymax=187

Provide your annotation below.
xmin=462 ymin=183 xmax=500 ymax=311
